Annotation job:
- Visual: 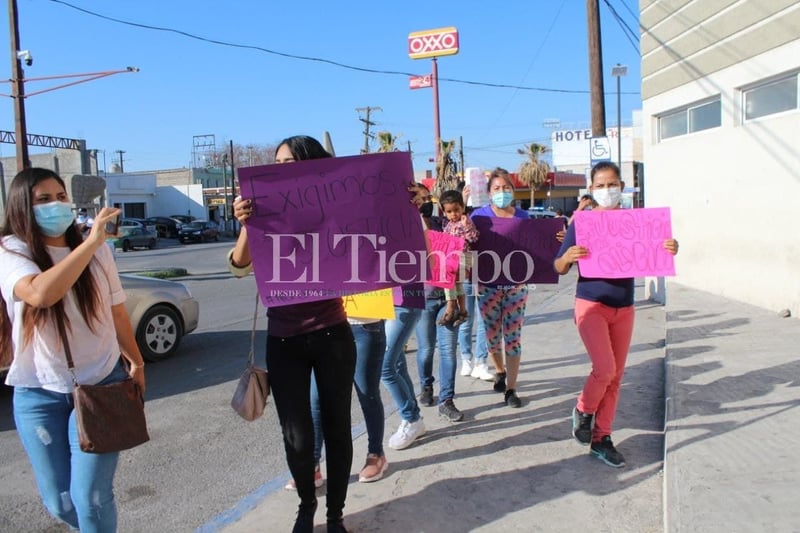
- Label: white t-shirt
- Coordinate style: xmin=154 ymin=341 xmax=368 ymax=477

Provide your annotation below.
xmin=0 ymin=236 xmax=126 ymax=392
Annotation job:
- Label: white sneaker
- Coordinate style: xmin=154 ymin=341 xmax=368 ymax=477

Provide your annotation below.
xmin=388 ymin=418 xmax=426 ymax=450
xmin=471 ymin=363 xmax=495 ymax=381
xmin=460 ymin=359 xmax=473 ymax=377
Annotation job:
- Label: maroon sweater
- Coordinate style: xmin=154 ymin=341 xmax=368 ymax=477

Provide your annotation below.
xmin=267 ymin=299 xmax=347 ymax=338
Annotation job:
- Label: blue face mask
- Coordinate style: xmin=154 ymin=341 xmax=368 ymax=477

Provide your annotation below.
xmin=491 ymin=191 xmax=514 ymax=209
xmin=33 ymin=201 xmax=76 ymax=237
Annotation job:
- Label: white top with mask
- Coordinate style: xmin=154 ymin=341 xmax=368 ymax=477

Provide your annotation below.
xmin=0 ymin=236 xmax=126 ymax=392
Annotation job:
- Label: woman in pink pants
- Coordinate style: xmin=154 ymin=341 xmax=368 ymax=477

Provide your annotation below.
xmin=554 ymin=161 xmax=678 ymax=468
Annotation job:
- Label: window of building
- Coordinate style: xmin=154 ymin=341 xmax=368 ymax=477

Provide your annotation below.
xmin=124 ymin=203 xmax=146 ymax=218
xmin=743 ymin=73 xmax=798 ymax=121
xmin=658 ymin=97 xmax=721 ymax=141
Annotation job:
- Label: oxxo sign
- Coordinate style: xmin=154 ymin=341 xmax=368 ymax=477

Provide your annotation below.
xmin=408 ymin=27 xmax=459 ymax=60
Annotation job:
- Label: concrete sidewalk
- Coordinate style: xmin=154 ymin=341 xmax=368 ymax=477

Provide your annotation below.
xmin=205 ymin=278 xmax=800 ymax=532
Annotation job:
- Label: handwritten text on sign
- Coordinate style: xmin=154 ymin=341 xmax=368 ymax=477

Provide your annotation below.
xmin=472 ymin=217 xmax=563 ymax=286
xmin=425 ymin=230 xmax=464 ymax=289
xmin=573 ymin=207 xmax=675 ymax=278
xmin=238 ymin=152 xmax=427 ymax=307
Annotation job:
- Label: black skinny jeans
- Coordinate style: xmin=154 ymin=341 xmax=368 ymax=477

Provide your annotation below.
xmin=266 ymin=322 xmax=356 ymax=522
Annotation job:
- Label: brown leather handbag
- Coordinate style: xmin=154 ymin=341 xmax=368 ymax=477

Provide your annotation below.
xmin=56 ymin=315 xmax=150 ymax=453
xmin=231 ymin=296 xmax=269 ymax=421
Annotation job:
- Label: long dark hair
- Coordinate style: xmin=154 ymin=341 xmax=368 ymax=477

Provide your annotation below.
xmin=276 ymin=135 xmax=332 ymax=161
xmin=0 ymin=168 xmax=101 ymax=355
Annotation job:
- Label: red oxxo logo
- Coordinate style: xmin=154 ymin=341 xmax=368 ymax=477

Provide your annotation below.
xmin=408 ymin=27 xmax=459 ymax=60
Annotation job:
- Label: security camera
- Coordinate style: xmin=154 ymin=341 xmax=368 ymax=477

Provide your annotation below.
xmin=16 ymin=50 xmax=32 ymax=67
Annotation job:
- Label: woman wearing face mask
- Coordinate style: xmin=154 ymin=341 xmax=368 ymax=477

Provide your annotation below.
xmin=0 ymin=168 xmax=145 ymax=532
xmin=468 ymin=167 xmax=531 ymax=408
xmin=554 ymin=162 xmax=678 ymax=468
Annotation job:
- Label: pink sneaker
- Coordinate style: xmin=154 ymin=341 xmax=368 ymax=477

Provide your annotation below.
xmin=358 ymin=453 xmax=388 ymax=483
xmin=284 ymin=464 xmax=324 ymax=491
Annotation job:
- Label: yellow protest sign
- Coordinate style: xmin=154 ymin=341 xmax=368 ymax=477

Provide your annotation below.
xmin=343 ymin=288 xmax=395 ymax=320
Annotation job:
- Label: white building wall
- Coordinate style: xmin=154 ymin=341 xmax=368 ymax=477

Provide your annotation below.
xmin=643 ymin=39 xmax=800 ymax=316
xmin=153 ymin=185 xmax=204 ymax=219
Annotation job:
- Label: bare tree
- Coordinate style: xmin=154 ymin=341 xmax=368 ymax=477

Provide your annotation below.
xmin=434 ymin=139 xmax=459 ymax=197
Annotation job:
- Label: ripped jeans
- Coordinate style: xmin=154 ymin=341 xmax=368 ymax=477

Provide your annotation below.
xmin=13 ymin=360 xmax=127 ymax=532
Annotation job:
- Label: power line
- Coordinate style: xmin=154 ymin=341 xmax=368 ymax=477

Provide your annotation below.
xmin=602 ymin=0 xmax=640 ymax=54
xmin=616 ymin=0 xmax=640 ymax=25
xmin=47 ymin=0 xmax=639 ymax=96
xmin=479 ymin=0 xmax=568 ymax=144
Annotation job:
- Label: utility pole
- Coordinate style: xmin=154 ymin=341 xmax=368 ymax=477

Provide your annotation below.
xmin=586 ymin=0 xmax=607 ymax=136
xmin=356 ymin=106 xmax=381 ymax=154
xmin=114 ymin=150 xmax=125 ymax=173
xmin=458 ymin=136 xmax=465 ymax=179
xmin=9 ymin=0 xmax=29 ymax=171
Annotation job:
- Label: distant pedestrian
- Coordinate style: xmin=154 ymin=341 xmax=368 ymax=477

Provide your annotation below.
xmin=554 ymin=161 xmax=679 ymax=468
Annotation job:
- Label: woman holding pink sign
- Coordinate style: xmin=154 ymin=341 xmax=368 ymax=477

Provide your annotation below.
xmin=554 ymin=161 xmax=678 ymax=468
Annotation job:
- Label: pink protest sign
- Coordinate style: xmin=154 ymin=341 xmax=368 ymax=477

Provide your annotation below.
xmin=573 ymin=207 xmax=675 ymax=278
xmin=425 ymin=230 xmax=464 ymax=289
xmin=237 ymin=152 xmax=427 ymax=307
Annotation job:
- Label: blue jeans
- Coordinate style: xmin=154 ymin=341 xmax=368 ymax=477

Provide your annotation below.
xmin=416 ymin=297 xmax=459 ymax=403
xmin=381 ymin=306 xmax=423 ymax=423
xmin=13 ymin=360 xmax=128 ymax=533
xmin=458 ymin=281 xmax=488 ymax=365
xmin=351 ymin=321 xmax=387 ymax=456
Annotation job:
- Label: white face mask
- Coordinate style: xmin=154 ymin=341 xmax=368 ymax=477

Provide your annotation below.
xmin=592 ymin=187 xmax=621 ymax=208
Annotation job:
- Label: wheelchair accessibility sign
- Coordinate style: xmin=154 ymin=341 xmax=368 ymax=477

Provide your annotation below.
xmin=589 ymin=136 xmax=612 ymax=166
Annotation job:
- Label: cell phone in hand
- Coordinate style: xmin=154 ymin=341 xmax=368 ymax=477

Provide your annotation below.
xmin=105 ymin=216 xmax=120 ymax=235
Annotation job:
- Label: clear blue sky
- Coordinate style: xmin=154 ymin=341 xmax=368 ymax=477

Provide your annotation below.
xmin=2 ymin=0 xmax=642 ymax=174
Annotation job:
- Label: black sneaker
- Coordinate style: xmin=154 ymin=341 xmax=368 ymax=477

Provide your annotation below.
xmin=327 ymin=519 xmax=349 ymax=533
xmin=420 ymin=385 xmax=434 ymax=407
xmin=292 ymin=501 xmax=317 ymax=533
xmin=438 ymin=399 xmax=464 ymax=422
xmin=504 ymin=389 xmax=521 ymax=408
xmin=493 ymin=372 xmax=506 ymax=393
xmin=590 ymin=436 xmax=626 ymax=468
xmin=572 ymin=407 xmax=594 ymax=445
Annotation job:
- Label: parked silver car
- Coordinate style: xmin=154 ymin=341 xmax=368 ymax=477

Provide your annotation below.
xmin=1 ymin=274 xmax=199 ymax=374
xmin=121 ymin=274 xmax=199 ymax=362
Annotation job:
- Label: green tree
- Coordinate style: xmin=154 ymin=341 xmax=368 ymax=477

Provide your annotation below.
xmin=517 ymin=142 xmax=551 ymax=206
xmin=376 ymin=131 xmax=399 ymax=153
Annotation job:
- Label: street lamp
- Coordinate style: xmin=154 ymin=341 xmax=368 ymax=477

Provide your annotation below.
xmin=611 ymin=64 xmax=627 ymax=170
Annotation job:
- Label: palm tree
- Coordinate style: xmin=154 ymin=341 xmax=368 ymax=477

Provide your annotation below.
xmin=434 ymin=139 xmax=459 ymax=196
xmin=376 ymin=131 xmax=398 ymax=153
xmin=517 ymin=142 xmax=551 ymax=206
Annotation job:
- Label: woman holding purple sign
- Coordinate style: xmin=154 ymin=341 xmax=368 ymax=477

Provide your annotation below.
xmin=554 ymin=161 xmax=678 ymax=468
xmin=466 ymin=167 xmax=531 ymax=409
xmin=228 ymin=135 xmax=355 ymax=533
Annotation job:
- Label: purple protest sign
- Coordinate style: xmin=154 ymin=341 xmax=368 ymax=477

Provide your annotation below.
xmin=237 ymin=152 xmax=427 ymax=307
xmin=472 ymin=217 xmax=562 ymax=286
xmin=425 ymin=230 xmax=464 ymax=289
xmin=392 ymin=283 xmax=426 ymax=309
xmin=573 ymin=207 xmax=675 ymax=278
